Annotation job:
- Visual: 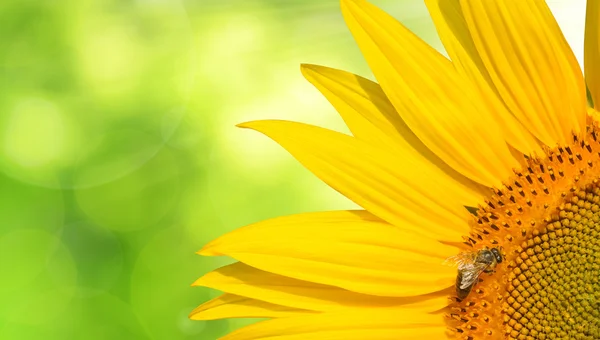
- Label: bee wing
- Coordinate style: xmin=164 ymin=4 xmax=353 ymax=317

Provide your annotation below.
xmin=458 ymin=262 xmax=488 ymax=290
xmin=443 ymin=252 xmax=477 ymax=268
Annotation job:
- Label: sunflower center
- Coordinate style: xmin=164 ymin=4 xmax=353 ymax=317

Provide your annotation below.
xmin=504 ymin=187 xmax=600 ymax=339
xmin=447 ymin=124 xmax=600 ymax=340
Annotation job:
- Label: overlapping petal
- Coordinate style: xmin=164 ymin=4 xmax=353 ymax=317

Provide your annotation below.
xmin=460 ymin=0 xmax=586 ymax=146
xmin=221 ymin=309 xmax=446 ymax=340
xmin=193 ymin=262 xmax=450 ymax=312
xmin=301 ymin=64 xmax=407 ymax=149
xmin=237 ymin=120 xmax=472 ymax=241
xmin=199 ymin=210 xmax=456 ymax=297
xmin=586 ymin=0 xmax=600 ymax=108
xmin=341 ymin=0 xmax=520 ymax=188
xmin=425 ymin=0 xmax=543 ymax=156
xmin=190 ymin=293 xmax=314 ymax=320
xmin=301 ymin=63 xmax=490 ymax=204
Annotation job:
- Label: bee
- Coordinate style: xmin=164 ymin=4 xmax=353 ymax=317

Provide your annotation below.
xmin=445 ymin=247 xmax=503 ymax=300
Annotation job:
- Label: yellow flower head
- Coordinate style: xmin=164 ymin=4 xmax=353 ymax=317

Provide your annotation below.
xmin=191 ymin=0 xmax=600 ymax=339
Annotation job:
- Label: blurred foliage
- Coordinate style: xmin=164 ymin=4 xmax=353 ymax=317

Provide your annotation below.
xmin=7 ymin=0 xmax=573 ymax=339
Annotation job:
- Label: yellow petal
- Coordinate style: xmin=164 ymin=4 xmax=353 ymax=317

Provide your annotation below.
xmin=199 ymin=210 xmax=456 ymax=297
xmin=189 ymin=294 xmax=314 ymax=320
xmin=586 ymin=0 xmax=600 ymax=108
xmin=341 ymin=0 xmax=519 ymax=188
xmin=301 ymin=63 xmax=490 ymax=205
xmin=221 ymin=309 xmax=446 ymax=340
xmin=460 ymin=0 xmax=586 ymax=146
xmin=425 ymin=0 xmax=543 ymax=156
xmin=588 ymin=107 xmax=600 ymax=125
xmin=300 ymin=63 xmax=404 ymax=148
xmin=238 ymin=120 xmax=471 ymax=241
xmin=193 ymin=262 xmax=450 ymax=312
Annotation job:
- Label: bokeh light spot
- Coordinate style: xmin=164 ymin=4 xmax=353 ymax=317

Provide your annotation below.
xmin=77 ymin=20 xmax=142 ymax=97
xmin=200 ymin=12 xmax=266 ymax=86
xmin=75 ymin=145 xmax=180 ymax=231
xmin=73 ymin=129 xmax=163 ymax=188
xmin=4 ymin=98 xmax=68 ymax=168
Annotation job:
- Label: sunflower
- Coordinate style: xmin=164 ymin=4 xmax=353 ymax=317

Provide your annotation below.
xmin=191 ymin=0 xmax=600 ymax=339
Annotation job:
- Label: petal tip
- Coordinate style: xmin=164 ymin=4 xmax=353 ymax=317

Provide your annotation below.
xmin=188 ymin=306 xmax=209 ymax=321
xmin=299 ymin=63 xmax=313 ymax=70
xmin=236 ymin=120 xmax=289 ymax=135
xmin=300 ymin=63 xmax=318 ymax=76
xmin=235 ymin=122 xmax=252 ymax=129
xmin=197 ymin=243 xmax=221 ymax=256
xmin=188 ymin=307 xmax=202 ymax=319
xmin=236 ymin=120 xmax=273 ymax=131
xmin=190 ymin=282 xmax=201 ymax=288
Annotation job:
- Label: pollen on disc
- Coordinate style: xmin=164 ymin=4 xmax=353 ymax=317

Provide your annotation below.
xmin=503 ymin=188 xmax=600 ymax=340
xmin=445 ymin=125 xmax=600 ymax=340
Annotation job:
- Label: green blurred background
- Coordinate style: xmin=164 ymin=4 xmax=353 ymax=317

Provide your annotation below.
xmin=0 ymin=0 xmax=584 ymax=339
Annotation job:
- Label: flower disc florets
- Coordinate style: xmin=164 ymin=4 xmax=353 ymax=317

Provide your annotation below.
xmin=448 ymin=123 xmax=600 ymax=340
